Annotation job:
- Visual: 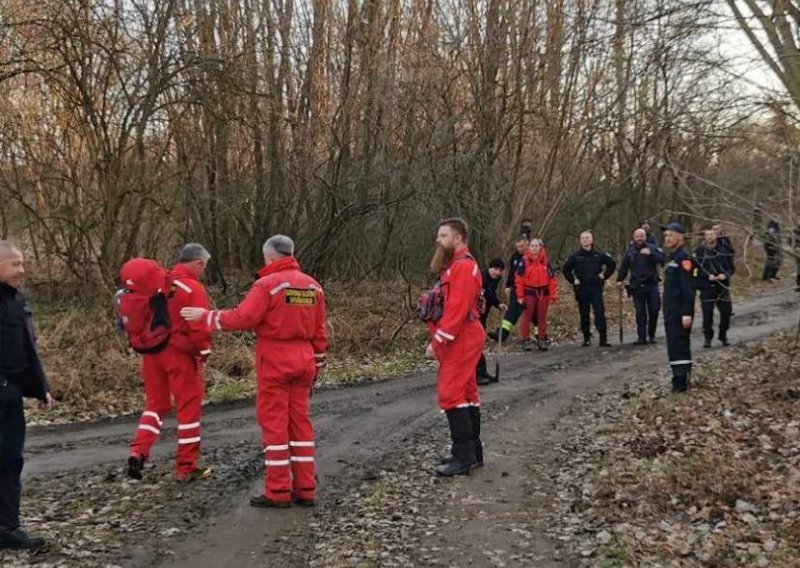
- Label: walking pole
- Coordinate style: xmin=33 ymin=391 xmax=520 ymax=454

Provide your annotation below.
xmin=618 ymin=286 xmax=624 ymax=345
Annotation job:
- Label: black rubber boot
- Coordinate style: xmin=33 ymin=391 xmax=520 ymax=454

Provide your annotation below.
xmin=671 ymin=373 xmax=689 ymax=393
xmin=469 ymin=406 xmax=484 ymax=467
xmin=435 ymin=408 xmax=477 ymax=476
xmin=598 ymin=332 xmax=611 ymax=347
xmin=127 ymin=454 xmax=144 ymax=480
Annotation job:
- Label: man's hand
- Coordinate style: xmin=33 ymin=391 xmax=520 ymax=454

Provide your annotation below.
xmin=682 ymin=315 xmax=692 ymax=329
xmin=717 ymin=274 xmax=727 ymax=281
xmin=598 ymin=273 xmax=605 ymax=280
xmin=425 ymin=343 xmax=436 ymax=360
xmin=573 ymin=279 xmax=580 ymax=286
xmin=709 ymin=274 xmax=717 ymax=282
xmin=616 ymin=281 xmax=625 ymax=288
xmin=640 ymin=247 xmax=651 ymax=256
xmin=498 ymin=303 xmax=508 ymax=311
xmin=39 ymin=392 xmax=54 ymax=411
xmin=181 ymin=307 xmax=208 ymax=322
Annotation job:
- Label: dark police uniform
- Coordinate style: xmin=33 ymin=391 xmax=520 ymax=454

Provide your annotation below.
xmin=663 ymin=248 xmax=696 ymax=392
xmin=617 ymin=241 xmax=665 ymax=343
xmin=0 ymin=283 xmax=49 ymax=535
xmin=694 ymin=241 xmax=734 ymax=346
xmin=562 ymin=247 xmax=617 ymax=345
xmin=489 ymin=249 xmax=527 ymax=341
xmin=477 ymin=268 xmax=502 ymax=381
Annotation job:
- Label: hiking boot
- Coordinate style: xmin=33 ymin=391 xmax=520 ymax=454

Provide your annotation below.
xmin=598 ymin=334 xmax=611 ymax=347
xmin=293 ymin=497 xmax=315 ymax=507
xmin=250 ymin=495 xmax=291 ymax=508
xmin=719 ymin=335 xmax=730 ymax=347
xmin=703 ymin=332 xmax=713 ymax=349
xmin=521 ymin=339 xmax=533 ymax=352
xmin=477 ymin=373 xmax=492 ymax=386
xmin=648 ymin=337 xmax=656 ymax=344
xmin=127 ymin=454 xmax=144 ymax=480
xmin=633 ymin=339 xmax=648 ymax=346
xmin=582 ymin=336 xmax=591 ymax=347
xmin=0 ymin=528 xmax=46 ymax=550
xmin=537 ymin=338 xmax=549 ymax=351
xmin=176 ymin=466 xmax=213 ymax=483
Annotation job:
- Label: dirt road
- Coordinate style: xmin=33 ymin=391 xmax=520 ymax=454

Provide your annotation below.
xmin=19 ymin=290 xmax=799 ymax=567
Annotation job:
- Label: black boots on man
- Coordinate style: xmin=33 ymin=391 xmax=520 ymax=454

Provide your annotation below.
xmin=0 ymin=528 xmax=46 ymax=550
xmin=436 ymin=408 xmax=478 ymax=476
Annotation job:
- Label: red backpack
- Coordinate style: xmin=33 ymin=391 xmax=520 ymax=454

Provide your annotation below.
xmin=117 ymin=258 xmax=172 ymax=354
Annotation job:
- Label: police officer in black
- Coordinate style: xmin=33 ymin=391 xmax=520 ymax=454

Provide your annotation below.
xmin=616 ymin=228 xmax=665 ymax=345
xmin=695 ymin=228 xmax=734 ymax=348
xmin=661 ymin=223 xmax=696 ymax=393
xmin=477 ymin=258 xmax=506 ymax=385
xmin=563 ymin=231 xmax=617 ymax=346
xmin=640 ymin=220 xmax=658 ymax=246
xmin=0 ymin=241 xmax=53 ymax=550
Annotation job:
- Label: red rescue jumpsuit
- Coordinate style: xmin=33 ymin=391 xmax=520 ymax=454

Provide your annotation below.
xmin=205 ymin=257 xmax=327 ymax=503
xmin=514 ymin=249 xmax=558 ymax=341
xmin=129 ymin=263 xmax=211 ymax=477
xmin=427 ymin=247 xmax=485 ymax=410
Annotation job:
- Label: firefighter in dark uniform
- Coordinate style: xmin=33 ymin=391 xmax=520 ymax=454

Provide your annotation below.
xmin=661 ymin=223 xmax=696 ymax=393
xmin=616 ymin=228 xmax=665 ymax=345
xmin=695 ymin=228 xmax=734 ymax=348
xmin=562 ymin=231 xmax=617 ymax=346
xmin=477 ymin=258 xmax=506 ymax=385
xmin=488 ymin=238 xmax=528 ymax=342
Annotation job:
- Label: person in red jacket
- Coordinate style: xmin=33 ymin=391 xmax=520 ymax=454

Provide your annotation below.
xmin=514 ymin=239 xmax=558 ymax=351
xmin=127 ymin=244 xmax=213 ymax=482
xmin=425 ymin=218 xmax=485 ymax=476
xmin=181 ymin=235 xmax=327 ymax=508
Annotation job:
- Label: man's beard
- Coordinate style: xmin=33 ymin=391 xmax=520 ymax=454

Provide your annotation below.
xmin=430 ymin=245 xmax=455 ymax=274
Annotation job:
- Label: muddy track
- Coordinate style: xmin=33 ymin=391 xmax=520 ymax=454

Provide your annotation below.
xmin=22 ymin=292 xmax=800 ymax=567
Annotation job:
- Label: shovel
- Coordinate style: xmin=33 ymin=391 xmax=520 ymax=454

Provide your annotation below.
xmin=492 ymin=308 xmax=507 ymax=381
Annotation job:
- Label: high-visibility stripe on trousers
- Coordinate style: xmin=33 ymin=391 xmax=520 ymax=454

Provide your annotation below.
xmin=256 ymin=343 xmax=317 ymax=503
xmin=129 ymin=347 xmax=205 ymax=476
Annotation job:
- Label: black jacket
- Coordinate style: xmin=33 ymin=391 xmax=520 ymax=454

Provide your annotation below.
xmin=482 ymin=269 xmax=502 ymax=311
xmin=0 ymin=284 xmax=49 ymax=401
xmin=617 ymin=242 xmax=665 ymax=286
xmin=694 ymin=242 xmax=735 ymax=289
xmin=562 ymin=247 xmax=617 ymax=288
xmin=663 ymin=248 xmax=696 ymax=319
xmin=505 ymin=251 xmax=525 ymax=290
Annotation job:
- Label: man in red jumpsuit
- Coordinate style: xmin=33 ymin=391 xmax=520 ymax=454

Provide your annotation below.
xmin=127 ymin=244 xmax=212 ymax=482
xmin=181 ymin=235 xmax=327 ymax=508
xmin=426 ymin=218 xmax=485 ymax=476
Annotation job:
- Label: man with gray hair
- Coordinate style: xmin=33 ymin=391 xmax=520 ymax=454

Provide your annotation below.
xmin=182 ymin=235 xmax=327 ymax=508
xmin=127 ymin=243 xmax=213 ymax=482
xmin=0 ymin=240 xmax=53 ymax=550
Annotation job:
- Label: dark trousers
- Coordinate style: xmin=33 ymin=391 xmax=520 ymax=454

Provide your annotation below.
xmin=699 ymin=285 xmax=732 ymax=339
xmin=0 ymin=381 xmax=25 ymax=531
xmin=664 ymin=315 xmax=692 ymax=387
xmin=632 ymin=283 xmax=661 ymax=341
xmin=577 ymin=286 xmax=607 ymax=338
